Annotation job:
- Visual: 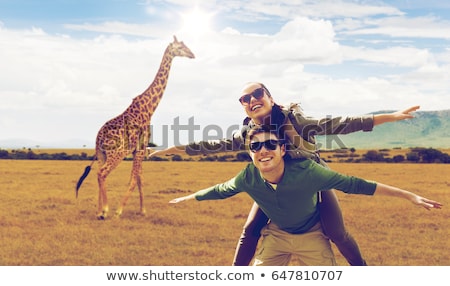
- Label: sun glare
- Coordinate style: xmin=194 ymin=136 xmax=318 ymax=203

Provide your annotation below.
xmin=180 ymin=8 xmax=213 ymax=37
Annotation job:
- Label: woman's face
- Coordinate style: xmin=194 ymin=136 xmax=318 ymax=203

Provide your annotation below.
xmin=239 ymin=83 xmax=274 ymax=124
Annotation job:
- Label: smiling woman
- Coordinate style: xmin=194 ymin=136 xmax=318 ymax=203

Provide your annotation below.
xmin=180 ymin=8 xmax=213 ymax=37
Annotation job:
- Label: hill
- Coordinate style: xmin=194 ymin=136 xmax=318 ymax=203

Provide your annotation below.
xmin=2 ymin=110 xmax=449 ymax=150
xmin=315 ymin=109 xmax=450 ymax=149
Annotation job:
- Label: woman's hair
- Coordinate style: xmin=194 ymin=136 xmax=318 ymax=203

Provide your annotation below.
xmin=259 ymin=83 xmax=272 ymax=98
xmin=243 ymin=82 xmax=272 ymax=97
xmin=271 ymin=103 xmax=284 ymax=124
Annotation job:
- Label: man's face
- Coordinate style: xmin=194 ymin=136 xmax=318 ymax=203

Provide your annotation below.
xmin=249 ymin=132 xmax=285 ymax=174
xmin=239 ymin=83 xmax=274 ymax=123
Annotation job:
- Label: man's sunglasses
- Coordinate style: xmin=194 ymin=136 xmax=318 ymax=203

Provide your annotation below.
xmin=249 ymin=139 xmax=284 ymax=153
xmin=238 ymin=87 xmax=265 ymax=105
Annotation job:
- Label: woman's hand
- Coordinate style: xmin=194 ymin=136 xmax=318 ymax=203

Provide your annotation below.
xmin=373 ymin=105 xmax=420 ymax=125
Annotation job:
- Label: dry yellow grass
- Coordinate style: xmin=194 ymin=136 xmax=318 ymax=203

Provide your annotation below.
xmin=0 ymin=159 xmax=448 ymax=266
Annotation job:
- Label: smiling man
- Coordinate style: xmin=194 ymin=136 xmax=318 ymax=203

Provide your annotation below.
xmin=169 ymin=125 xmax=442 ymax=266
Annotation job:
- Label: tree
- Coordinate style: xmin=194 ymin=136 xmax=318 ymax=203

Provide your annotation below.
xmin=392 ymin=155 xmax=405 ymax=163
xmin=406 ymin=152 xmax=420 ymax=163
xmin=0 ymin=150 xmax=10 ymax=159
xmin=418 ymin=148 xmax=444 ymax=163
xmin=363 ymin=150 xmax=385 ymax=162
xmin=171 ymin=155 xmax=183 ymax=161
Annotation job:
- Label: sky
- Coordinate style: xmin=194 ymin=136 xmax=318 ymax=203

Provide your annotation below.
xmin=1 ymin=0 xmax=450 ymax=149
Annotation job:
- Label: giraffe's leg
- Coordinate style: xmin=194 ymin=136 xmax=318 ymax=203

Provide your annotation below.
xmin=136 ymin=152 xmax=146 ymax=216
xmin=138 ymin=127 xmax=150 ymax=215
xmin=115 ymin=175 xmax=137 ymax=218
xmin=115 ymin=151 xmax=145 ymax=217
xmin=137 ymin=171 xmax=145 ymax=216
xmin=97 ymin=171 xmax=109 ymax=220
xmin=97 ymin=154 xmax=122 ymax=220
xmin=135 ymin=127 xmax=150 ymax=216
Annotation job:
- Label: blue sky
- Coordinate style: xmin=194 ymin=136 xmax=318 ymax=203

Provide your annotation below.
xmin=1 ymin=0 xmax=450 ymax=148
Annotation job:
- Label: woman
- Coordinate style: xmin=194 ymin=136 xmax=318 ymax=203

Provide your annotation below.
xmin=150 ymin=82 xmax=420 ymax=265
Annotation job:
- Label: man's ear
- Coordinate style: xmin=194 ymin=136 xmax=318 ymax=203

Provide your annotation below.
xmin=280 ymin=143 xmax=286 ymax=157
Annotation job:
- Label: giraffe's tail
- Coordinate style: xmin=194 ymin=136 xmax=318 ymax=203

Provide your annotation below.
xmin=75 ymin=157 xmax=96 ymax=199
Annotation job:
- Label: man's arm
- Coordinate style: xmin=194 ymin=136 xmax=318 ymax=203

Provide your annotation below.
xmin=169 ymin=193 xmax=196 ymax=204
xmin=373 ymin=182 xmax=442 ymax=210
xmin=169 ymin=173 xmax=245 ymax=204
xmin=303 ymin=160 xmax=442 ymax=211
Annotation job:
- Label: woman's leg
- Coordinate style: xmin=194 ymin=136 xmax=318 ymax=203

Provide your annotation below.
xmin=232 ymin=202 xmax=269 ymax=266
xmin=319 ymin=190 xmax=367 ymax=266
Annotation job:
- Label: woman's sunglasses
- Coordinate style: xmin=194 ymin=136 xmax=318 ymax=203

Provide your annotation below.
xmin=238 ymin=87 xmax=265 ymax=105
xmin=249 ymin=139 xmax=283 ymax=153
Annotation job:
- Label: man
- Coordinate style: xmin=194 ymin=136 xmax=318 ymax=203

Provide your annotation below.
xmin=169 ymin=125 xmax=442 ymax=266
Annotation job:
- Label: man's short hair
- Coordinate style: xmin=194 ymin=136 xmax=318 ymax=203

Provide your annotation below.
xmin=246 ymin=125 xmax=283 ymax=143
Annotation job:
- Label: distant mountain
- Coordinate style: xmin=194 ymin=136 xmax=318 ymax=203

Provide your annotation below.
xmin=0 ymin=138 xmax=93 ymax=149
xmin=2 ymin=110 xmax=449 ymax=150
xmin=0 ymin=138 xmax=40 ymax=149
xmin=315 ymin=109 xmax=450 ymax=150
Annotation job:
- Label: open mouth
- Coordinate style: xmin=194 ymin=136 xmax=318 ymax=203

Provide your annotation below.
xmin=259 ymin=157 xmax=272 ymax=162
xmin=251 ymin=104 xmax=263 ymax=111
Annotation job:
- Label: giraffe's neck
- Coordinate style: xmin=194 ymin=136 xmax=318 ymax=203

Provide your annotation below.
xmin=133 ymin=47 xmax=174 ymax=116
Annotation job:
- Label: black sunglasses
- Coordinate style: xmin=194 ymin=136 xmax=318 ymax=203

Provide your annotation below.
xmin=249 ymin=139 xmax=283 ymax=153
xmin=239 ymin=87 xmax=265 ymax=105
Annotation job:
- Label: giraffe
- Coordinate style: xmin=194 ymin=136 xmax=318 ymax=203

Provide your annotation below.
xmin=76 ymin=36 xmax=195 ymax=219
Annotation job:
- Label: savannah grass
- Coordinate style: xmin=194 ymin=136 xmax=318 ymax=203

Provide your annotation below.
xmin=0 ymin=159 xmax=448 ymax=266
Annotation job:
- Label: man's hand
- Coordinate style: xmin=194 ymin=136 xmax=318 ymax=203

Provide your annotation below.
xmin=412 ymin=195 xmax=443 ymax=210
xmin=169 ymin=194 xmax=196 ymax=204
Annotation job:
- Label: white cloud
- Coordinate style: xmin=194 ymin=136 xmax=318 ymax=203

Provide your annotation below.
xmin=64 ymin=21 xmax=174 ymax=38
xmin=260 ymin=17 xmax=342 ymax=64
xmin=1 ymin=1 xmax=450 ymax=148
xmin=342 ymin=46 xmax=434 ymax=67
xmin=343 ymin=15 xmax=450 ymax=39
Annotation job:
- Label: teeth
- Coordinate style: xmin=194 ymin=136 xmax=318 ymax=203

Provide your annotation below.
xmin=251 ymin=104 xmax=262 ymax=111
xmin=260 ymin=157 xmax=271 ymax=162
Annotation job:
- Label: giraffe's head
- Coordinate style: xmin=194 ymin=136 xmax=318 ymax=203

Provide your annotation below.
xmin=168 ymin=35 xmax=195 ymax=59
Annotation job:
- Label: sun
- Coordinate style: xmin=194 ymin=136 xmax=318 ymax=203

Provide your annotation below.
xmin=180 ymin=8 xmax=213 ymax=37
